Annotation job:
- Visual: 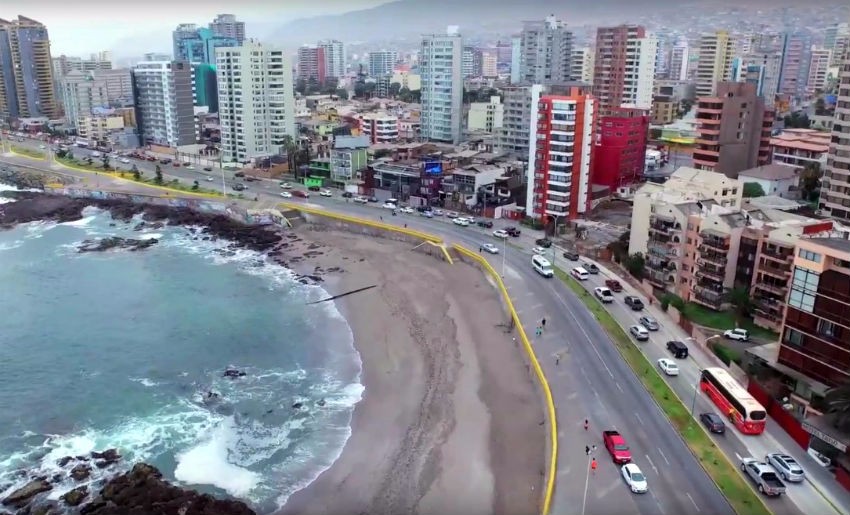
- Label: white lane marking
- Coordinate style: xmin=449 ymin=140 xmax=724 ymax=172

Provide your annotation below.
xmin=616 ymin=382 xmax=624 ymax=393
xmin=652 ymin=491 xmax=667 ymax=515
xmin=735 ymin=452 xmax=744 ymax=462
xmin=593 ymin=388 xmax=601 ymax=399
xmin=645 ymin=454 xmax=659 ymax=475
xmin=548 ymin=282 xmax=616 ymax=379
xmin=635 ymin=412 xmax=644 ymax=426
xmin=686 ymin=492 xmax=700 ymax=512
xmin=658 ymin=448 xmax=670 ymax=466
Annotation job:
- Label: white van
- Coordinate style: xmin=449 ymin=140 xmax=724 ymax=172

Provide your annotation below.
xmin=571 ymin=266 xmax=590 ymax=281
xmin=386 ymin=198 xmax=399 ymax=206
xmin=532 ymin=255 xmax=554 ymax=278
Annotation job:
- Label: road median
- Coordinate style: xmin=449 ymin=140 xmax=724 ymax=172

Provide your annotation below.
xmin=553 ymin=267 xmax=771 ymax=515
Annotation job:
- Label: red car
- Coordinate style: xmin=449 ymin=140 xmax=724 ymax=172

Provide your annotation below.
xmin=604 ymin=279 xmax=623 ymax=292
xmin=603 ymin=430 xmax=632 ymax=464
xmin=292 ymin=190 xmax=309 ymax=198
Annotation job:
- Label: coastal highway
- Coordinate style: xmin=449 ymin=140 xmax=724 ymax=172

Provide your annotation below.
xmin=574 ymin=264 xmax=850 ymax=515
xmin=1 ymin=151 xmax=734 ymax=515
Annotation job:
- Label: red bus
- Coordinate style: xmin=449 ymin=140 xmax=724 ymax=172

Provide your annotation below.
xmin=700 ymin=367 xmax=767 ymax=435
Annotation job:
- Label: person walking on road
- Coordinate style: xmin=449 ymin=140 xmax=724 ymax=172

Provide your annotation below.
xmin=584 ymin=419 xmax=589 ymax=431
xmin=591 ymin=458 xmax=597 ymax=474
xmin=541 ymin=317 xmax=547 ymax=329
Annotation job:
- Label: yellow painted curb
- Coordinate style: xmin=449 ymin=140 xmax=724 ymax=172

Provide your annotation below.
xmin=10 ymin=148 xmax=45 ymax=160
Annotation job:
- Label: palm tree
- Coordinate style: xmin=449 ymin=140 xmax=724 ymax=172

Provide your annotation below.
xmin=727 ymin=287 xmax=752 ymax=325
xmin=824 ymin=383 xmax=850 ymax=431
xmin=282 ymin=135 xmax=298 ymax=176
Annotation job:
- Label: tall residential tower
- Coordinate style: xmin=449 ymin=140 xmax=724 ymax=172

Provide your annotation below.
xmin=420 ymin=27 xmax=463 ymax=144
xmin=0 ymin=16 xmax=60 ymax=120
xmin=518 ymin=15 xmax=573 ymax=84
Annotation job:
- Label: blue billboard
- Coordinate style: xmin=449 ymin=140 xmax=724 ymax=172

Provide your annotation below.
xmin=424 ymin=161 xmax=442 ymax=174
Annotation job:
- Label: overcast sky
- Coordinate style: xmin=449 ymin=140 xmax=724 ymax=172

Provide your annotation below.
xmin=1 ymin=0 xmax=391 ymax=58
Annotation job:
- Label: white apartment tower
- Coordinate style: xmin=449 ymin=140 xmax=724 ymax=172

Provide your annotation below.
xmin=570 ymin=47 xmax=594 ymax=83
xmin=519 ymin=15 xmax=573 ymax=84
xmin=696 ymin=30 xmax=735 ymax=98
xmin=807 ymin=47 xmax=832 ymax=94
xmin=820 ymin=48 xmax=850 ymax=220
xmin=669 ymin=41 xmax=689 ymax=81
xmin=318 ymin=40 xmax=345 ymax=79
xmin=420 ymin=27 xmax=463 ymax=144
xmin=368 ymin=50 xmax=397 ymax=77
xmin=216 ymin=41 xmax=296 ymax=163
xmin=131 ymin=61 xmax=196 ymax=147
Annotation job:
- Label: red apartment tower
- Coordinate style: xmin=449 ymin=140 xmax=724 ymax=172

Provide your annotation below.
xmin=592 ymin=107 xmax=650 ymax=190
xmin=297 ymin=46 xmax=327 ymax=85
xmin=526 ymin=86 xmax=596 ymax=223
xmin=593 ymin=24 xmax=646 ymax=115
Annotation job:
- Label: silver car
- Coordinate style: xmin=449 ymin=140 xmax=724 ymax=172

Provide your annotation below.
xmin=639 ymin=316 xmax=659 ymax=331
xmin=766 ymin=453 xmax=805 ymax=482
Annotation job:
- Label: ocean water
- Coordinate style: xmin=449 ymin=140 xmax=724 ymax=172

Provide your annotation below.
xmin=0 ymin=184 xmax=363 ymax=513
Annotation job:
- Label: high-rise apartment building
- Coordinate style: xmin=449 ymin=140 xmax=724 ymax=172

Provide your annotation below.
xmin=498 ymin=83 xmax=578 ymax=157
xmin=467 ymin=96 xmax=503 ymax=133
xmin=593 ymin=107 xmax=649 ymax=189
xmin=0 ymin=16 xmax=60 ymax=120
xmin=518 ymin=15 xmax=573 ymax=84
xmin=695 ymin=30 xmax=735 ymax=98
xmin=570 ymin=47 xmax=594 ymax=83
xmin=778 ymin=31 xmax=812 ymax=100
xmin=820 ymin=50 xmax=850 ymax=221
xmin=510 ymin=35 xmax=522 ymax=84
xmin=420 ymin=28 xmax=463 ymax=144
xmin=368 ymin=50 xmax=397 ymax=78
xmin=692 ymin=81 xmax=774 ymax=178
xmin=209 ymin=14 xmax=245 ymax=45
xmin=807 ymin=47 xmax=832 ymax=94
xmin=825 ymin=22 xmax=849 ymax=67
xmin=131 ymin=61 xmax=195 ymax=147
xmin=526 ymin=86 xmax=596 ymax=222
xmin=297 ymin=46 xmax=326 ymax=85
xmin=53 ymin=53 xmax=112 ymax=77
xmin=481 ymin=52 xmax=497 ymax=78
xmin=669 ymin=41 xmax=689 ymax=81
xmin=462 ymin=46 xmax=483 ymax=78
xmin=318 ymin=40 xmax=345 ymax=79
xmin=216 ymin=41 xmax=295 ymax=163
xmin=730 ymin=52 xmax=782 ymax=105
xmin=62 ymin=69 xmax=133 ymax=127
xmin=173 ymin=24 xmax=238 ymax=65
xmin=593 ymin=25 xmax=657 ymax=112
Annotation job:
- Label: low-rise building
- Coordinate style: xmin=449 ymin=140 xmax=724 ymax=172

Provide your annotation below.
xmin=359 ymin=112 xmax=399 ymax=144
xmin=444 ymin=163 xmax=505 ymax=208
xmin=330 ymin=135 xmax=369 ymax=188
xmin=390 ymin=70 xmax=421 ymax=91
xmin=651 ymin=95 xmax=677 ymax=125
xmin=770 ymin=128 xmax=830 ymax=170
xmin=593 ymin=107 xmax=649 ymax=191
xmin=739 ymin=164 xmax=800 ymax=199
xmin=467 ymin=96 xmax=504 ymax=133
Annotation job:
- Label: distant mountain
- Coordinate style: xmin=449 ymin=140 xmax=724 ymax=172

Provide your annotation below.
xmin=264 ymin=0 xmax=847 ymax=45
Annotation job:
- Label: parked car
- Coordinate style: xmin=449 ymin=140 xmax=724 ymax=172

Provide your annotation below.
xmin=563 ymin=250 xmax=580 ymax=261
xmin=493 ymin=229 xmax=509 ymax=239
xmin=639 ymin=316 xmax=659 ymax=331
xmin=368 ymin=196 xmax=378 ymax=202
xmin=203 ymin=167 xmax=213 ymax=171
xmin=604 ymin=279 xmax=623 ymax=292
xmin=532 ymin=246 xmax=547 ymax=255
xmin=624 ymin=296 xmax=644 ymax=311
xmin=341 ymin=191 xmax=353 ymax=198
xmin=420 ymin=210 xmax=433 ymax=218
xmin=629 ymin=325 xmax=649 ymax=341
xmin=724 ymin=328 xmax=750 ymax=341
xmin=319 ymin=189 xmax=332 ymax=197
xmin=740 ymin=458 xmax=786 ymax=496
xmin=172 ymin=162 xmax=181 ymax=167
xmin=234 ymin=171 xmax=244 ymax=177
xmin=535 ymin=238 xmax=552 ymax=248
xmin=505 ymin=227 xmax=521 ymax=237
xmin=657 ymin=358 xmax=679 ymax=376
xmin=766 ymin=453 xmax=805 ymax=482
xmin=603 ymin=430 xmax=632 ymax=464
xmin=700 ymin=412 xmax=726 ymax=434
xmin=482 ymin=243 xmax=499 ymax=254
xmin=119 ymin=158 xmax=130 ymax=164
xmin=354 ymin=196 xmax=368 ymax=203
xmin=232 ymin=183 xmax=246 ymax=191
xmin=594 ymin=287 xmax=614 ymax=303
xmin=280 ymin=191 xmax=292 ymax=198
xmin=400 ymin=206 xmax=414 ymax=214
xmin=382 ymin=202 xmax=398 ymax=210
xmin=446 ymin=211 xmax=459 ymax=218
xmin=433 ymin=209 xmax=444 ymax=216
xmin=293 ymin=190 xmax=309 ymax=198
xmin=621 ymin=463 xmax=648 ymax=493
xmin=452 ymin=217 xmax=470 ymax=227
xmin=477 ymin=220 xmax=493 ymax=228
xmin=244 ymin=176 xmax=258 ymax=182
xmin=307 ymin=185 xmax=321 ymax=192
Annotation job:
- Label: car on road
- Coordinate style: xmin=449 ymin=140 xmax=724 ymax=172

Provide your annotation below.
xmin=280 ymin=182 xmax=292 ymax=189
xmin=38 ymin=144 xmax=46 ymax=149
xmin=465 ymin=217 xmax=477 ymax=225
xmin=624 ymin=296 xmax=644 ymax=311
xmin=657 ymin=358 xmax=679 ymax=376
xmin=120 ymin=158 xmax=130 ymax=164
xmin=308 ymin=185 xmax=321 ymax=192
xmin=420 ymin=210 xmax=433 ymax=218
xmin=505 ymin=227 xmax=521 ymax=237
xmin=477 ymin=220 xmax=493 ymax=228
xmin=639 ymin=316 xmax=659 ymax=331
xmin=741 ymin=458 xmax=786 ymax=496
xmin=493 ymin=229 xmax=508 ymax=239
xmin=724 ymin=328 xmax=750 ymax=341
xmin=320 ymin=189 xmax=333 ymax=197
xmin=629 ymin=325 xmax=649 ymax=341
xmin=172 ymin=162 xmax=181 ymax=167
xmin=535 ymin=238 xmax=552 ymax=248
xmin=341 ymin=191 xmax=353 ymax=198
xmin=400 ymin=207 xmax=414 ymax=214
xmin=280 ymin=191 xmax=292 ymax=198
xmin=594 ymin=287 xmax=614 ymax=303
xmin=232 ymin=183 xmax=246 ymax=191
xmin=482 ymin=243 xmax=499 ymax=254
xmin=354 ymin=196 xmax=368 ymax=204
xmin=203 ymin=167 xmax=213 ymax=172
xmin=452 ymin=217 xmax=470 ymax=227
xmin=532 ymin=246 xmax=547 ymax=255
xmin=368 ymin=196 xmax=378 ymax=202
xmin=184 ymin=165 xmax=194 ymax=170
xmin=382 ymin=202 xmax=397 ymax=209
xmin=293 ymin=190 xmax=309 ymax=198
xmin=563 ymin=250 xmax=579 ymax=261
xmin=205 ymin=176 xmax=214 ymax=182
xmin=700 ymin=412 xmax=726 ymax=434
xmin=446 ymin=211 xmax=460 ymax=219
xmin=621 ymin=463 xmax=648 ymax=493
xmin=603 ymin=430 xmax=632 ymax=464
xmin=433 ymin=209 xmax=444 ymax=216
xmin=583 ymin=262 xmax=599 ymax=274
xmin=666 ymin=340 xmax=689 ymax=359
xmin=604 ymin=279 xmax=622 ymax=292
xmin=766 ymin=453 xmax=805 ymax=482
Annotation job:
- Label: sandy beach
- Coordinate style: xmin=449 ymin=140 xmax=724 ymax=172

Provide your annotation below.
xmin=280 ymin=228 xmax=544 ymax=515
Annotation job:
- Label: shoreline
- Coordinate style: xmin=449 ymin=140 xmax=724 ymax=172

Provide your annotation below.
xmin=0 ymin=191 xmax=545 ymax=515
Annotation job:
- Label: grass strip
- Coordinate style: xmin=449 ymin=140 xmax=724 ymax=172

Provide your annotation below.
xmin=554 ymin=267 xmax=771 ymax=515
xmin=11 ymin=146 xmax=45 ymax=159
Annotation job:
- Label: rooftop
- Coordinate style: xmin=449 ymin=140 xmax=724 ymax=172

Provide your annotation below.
xmin=806 ymin=237 xmax=850 ymax=254
xmin=739 ymin=163 xmax=799 ymax=181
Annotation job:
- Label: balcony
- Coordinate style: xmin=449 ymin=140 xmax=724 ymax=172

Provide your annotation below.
xmin=698 ymin=251 xmax=727 ymax=267
xmin=695 ymin=265 xmax=724 ymax=282
xmin=692 ymin=288 xmax=724 ymax=310
xmin=699 ymin=231 xmax=730 ymax=251
xmin=648 ymin=242 xmax=675 ymax=257
xmin=761 ymin=245 xmax=793 ymax=263
xmin=758 ymin=261 xmax=791 ymax=278
xmin=649 ymin=217 xmax=680 ymax=234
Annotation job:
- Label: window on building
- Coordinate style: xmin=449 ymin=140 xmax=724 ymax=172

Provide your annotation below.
xmin=792 ymin=266 xmax=820 ymax=292
xmin=817 ymin=319 xmax=837 ymax=338
xmin=798 ymin=249 xmax=822 ymax=263
xmin=783 ymin=328 xmax=804 ymax=347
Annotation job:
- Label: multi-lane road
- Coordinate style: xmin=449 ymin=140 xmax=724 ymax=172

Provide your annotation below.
xmin=3 ymin=142 xmax=847 ymax=515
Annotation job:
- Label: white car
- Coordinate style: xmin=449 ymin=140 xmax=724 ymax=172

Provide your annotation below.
xmin=466 ymin=217 xmax=476 ymax=225
xmin=433 ymin=209 xmax=444 ymax=216
xmin=482 ymin=243 xmax=499 ymax=254
xmin=280 ymin=182 xmax=292 ymax=189
xmin=621 ymin=463 xmax=648 ymax=493
xmin=766 ymin=453 xmax=805 ymax=482
xmin=446 ymin=211 xmax=460 ymax=218
xmin=452 ymin=217 xmax=470 ymax=227
xmin=184 ymin=165 xmax=194 ymax=170
xmin=657 ymin=358 xmax=680 ymax=376
xmin=120 ymin=158 xmax=130 ymax=164
xmin=280 ymin=191 xmax=292 ymax=198
xmin=320 ymin=189 xmax=332 ymax=197
xmin=532 ymin=246 xmax=547 ymax=255
xmin=38 ymin=144 xmax=46 ymax=149
xmin=382 ymin=202 xmax=398 ymax=209
xmin=354 ymin=196 xmax=368 ymax=203
xmin=594 ymin=287 xmax=614 ymax=303
xmin=206 ymin=176 xmax=214 ymax=182
xmin=629 ymin=325 xmax=649 ymax=341
xmin=493 ymin=229 xmax=509 ymax=239
xmin=724 ymin=328 xmax=749 ymax=341
xmin=400 ymin=207 xmax=414 ymax=214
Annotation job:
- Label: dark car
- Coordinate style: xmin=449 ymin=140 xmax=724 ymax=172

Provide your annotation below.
xmin=307 ymin=185 xmax=321 ymax=191
xmin=293 ymin=190 xmax=309 ymax=198
xmin=563 ymin=250 xmax=580 ymax=261
xmin=624 ymin=296 xmax=644 ymax=311
xmin=341 ymin=192 xmax=353 ymax=198
xmin=700 ymin=412 xmax=726 ymax=434
xmin=232 ymin=183 xmax=246 ymax=191
xmin=666 ymin=340 xmax=689 ymax=359
xmin=160 ymin=159 xmax=171 ymax=164
xmin=203 ymin=167 xmax=213 ymax=172
xmin=245 ymin=176 xmax=258 ymax=182
xmin=234 ymin=171 xmax=245 ymax=178
xmin=505 ymin=227 xmax=521 ymax=237
xmin=584 ymin=262 xmax=599 ymax=274
xmin=605 ymin=279 xmax=623 ymax=292
xmin=477 ymin=220 xmax=494 ymax=228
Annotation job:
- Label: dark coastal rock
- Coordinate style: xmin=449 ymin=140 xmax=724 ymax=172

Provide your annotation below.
xmin=56 ymin=456 xmax=73 ymax=467
xmin=132 ymin=222 xmax=145 ymax=231
xmin=223 ymin=369 xmax=246 ymax=379
xmin=69 ymin=464 xmax=91 ymax=481
xmin=62 ymin=487 xmax=87 ymax=507
xmin=292 ymin=402 xmax=303 ymax=409
xmin=78 ymin=463 xmax=255 ymax=515
xmin=77 ymin=237 xmax=157 ymax=253
xmin=1 ymin=479 xmax=52 ymax=507
xmin=31 ymin=501 xmax=59 ymax=515
xmin=90 ymin=449 xmax=120 ymax=462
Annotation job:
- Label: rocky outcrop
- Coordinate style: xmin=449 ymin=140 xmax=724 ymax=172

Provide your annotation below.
xmin=1 ymin=479 xmax=51 ymax=507
xmin=62 ymin=486 xmax=88 ymax=506
xmin=77 ymin=237 xmax=158 ymax=253
xmin=69 ymin=463 xmax=92 ymax=481
xmin=80 ymin=463 xmax=255 ymax=515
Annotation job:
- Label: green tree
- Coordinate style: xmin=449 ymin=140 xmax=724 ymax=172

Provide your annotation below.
xmin=624 ymin=253 xmax=646 ymax=279
xmin=389 ymin=82 xmax=402 ymax=97
xmin=783 ymin=112 xmax=811 ymax=129
xmin=800 ymin=163 xmax=822 ymax=202
xmin=84 ymin=156 xmax=93 ymax=166
xmin=742 ymin=182 xmax=766 ymax=198
xmin=295 ymin=78 xmax=308 ymax=96
xmin=397 ymin=87 xmax=420 ymax=103
xmin=727 ymin=286 xmax=752 ymax=325
xmin=192 ymin=180 xmax=199 ymax=191
xmin=66 ymin=150 xmax=74 ymax=161
xmin=131 ymin=165 xmax=141 ymax=181
xmin=101 ymin=155 xmax=111 ymax=170
xmin=282 ymin=135 xmax=298 ymax=175
xmin=335 ymin=88 xmax=349 ymax=100
xmin=154 ymin=165 xmax=163 ymax=185
xmin=55 ymin=148 xmax=67 ymax=159
xmin=824 ymin=383 xmax=850 ymax=431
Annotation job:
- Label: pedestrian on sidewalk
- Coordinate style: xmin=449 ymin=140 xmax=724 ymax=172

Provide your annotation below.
xmin=479 ymin=246 xmax=482 ymax=253
xmin=591 ymin=458 xmax=597 ymax=474
xmin=541 ymin=317 xmax=547 ymax=328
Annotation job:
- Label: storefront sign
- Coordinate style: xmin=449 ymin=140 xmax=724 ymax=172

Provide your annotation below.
xmin=802 ymin=421 xmax=848 ymax=452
